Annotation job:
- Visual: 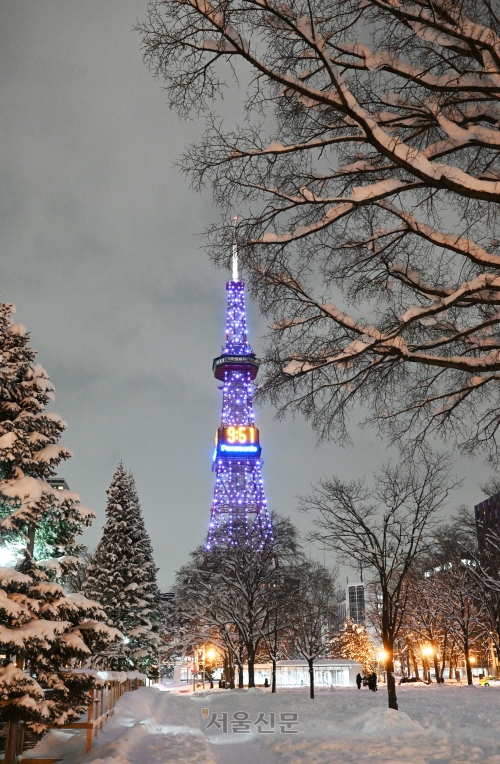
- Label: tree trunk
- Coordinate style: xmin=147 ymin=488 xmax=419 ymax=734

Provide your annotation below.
xmin=271 ymin=658 xmax=276 ymax=693
xmin=433 ymin=652 xmax=440 ymax=683
xmin=410 ymin=648 xmax=419 ymax=680
xmin=238 ymin=663 xmax=244 ymax=689
xmin=308 ymin=658 xmax=314 ymax=699
xmin=226 ymin=655 xmax=235 ymax=689
xmin=386 ymin=650 xmax=398 ymax=710
xmin=4 ymin=721 xmax=19 ymax=764
xmin=422 ymin=656 xmax=429 ymax=682
xmin=27 ymin=523 xmax=36 ymax=557
xmin=449 ymin=652 xmax=455 ymax=682
xmin=381 ymin=593 xmax=398 ymax=709
xmin=247 ymin=650 xmax=255 ymax=689
xmin=440 ymin=631 xmax=448 ymax=681
xmin=464 ymin=645 xmax=473 ymax=685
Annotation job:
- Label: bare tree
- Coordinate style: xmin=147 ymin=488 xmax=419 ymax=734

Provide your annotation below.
xmin=171 ymin=514 xmax=301 ymax=687
xmin=402 ymin=566 xmax=447 ymax=682
xmin=460 ymin=508 xmax=500 ymax=674
xmin=258 ymin=572 xmax=298 ymax=692
xmin=426 ymin=522 xmax=486 ymax=684
xmin=139 ymin=0 xmax=500 ymax=461
xmin=288 ymin=561 xmax=337 ymax=699
xmin=300 ymin=453 xmax=455 ymax=709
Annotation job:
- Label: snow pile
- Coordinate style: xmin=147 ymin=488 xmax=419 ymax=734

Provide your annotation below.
xmin=70 ymin=669 xmax=147 ymax=684
xmin=23 ymin=683 xmax=500 ymax=764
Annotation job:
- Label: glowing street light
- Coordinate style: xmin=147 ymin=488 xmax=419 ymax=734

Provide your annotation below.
xmin=206 ymin=647 xmax=217 ymax=689
xmin=420 ymin=644 xmax=434 ymax=683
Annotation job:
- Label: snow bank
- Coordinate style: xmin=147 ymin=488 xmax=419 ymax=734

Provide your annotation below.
xmin=24 ymin=683 xmax=500 ymax=764
xmin=70 ymin=669 xmax=147 ymax=683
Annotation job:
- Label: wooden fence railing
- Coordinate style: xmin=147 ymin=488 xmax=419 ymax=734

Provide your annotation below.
xmin=0 ymin=677 xmax=145 ymax=764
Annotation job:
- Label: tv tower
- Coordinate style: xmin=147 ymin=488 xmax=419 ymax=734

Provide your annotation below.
xmin=206 ymin=219 xmax=273 ymax=549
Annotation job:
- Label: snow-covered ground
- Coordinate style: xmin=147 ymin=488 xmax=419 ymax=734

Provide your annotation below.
xmin=24 ymin=683 xmax=500 ymax=764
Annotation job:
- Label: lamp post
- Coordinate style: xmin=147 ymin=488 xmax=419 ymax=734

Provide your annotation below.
xmin=421 ymin=644 xmax=434 ymax=682
xmin=470 ymin=655 xmax=476 ymax=681
xmin=207 ymin=647 xmax=217 ymax=689
xmin=377 ymin=650 xmax=388 ymax=683
xmin=191 ymin=656 xmax=196 ymax=692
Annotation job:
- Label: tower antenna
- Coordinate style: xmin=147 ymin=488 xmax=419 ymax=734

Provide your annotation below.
xmin=232 ymin=215 xmax=239 ymax=282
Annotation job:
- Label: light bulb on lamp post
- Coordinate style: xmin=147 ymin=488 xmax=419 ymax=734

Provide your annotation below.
xmin=377 ymin=650 xmax=388 ymax=683
xmin=206 ymin=647 xmax=217 ymax=689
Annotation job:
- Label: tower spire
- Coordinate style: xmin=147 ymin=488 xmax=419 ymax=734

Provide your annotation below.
xmin=232 ymin=215 xmax=239 ymax=282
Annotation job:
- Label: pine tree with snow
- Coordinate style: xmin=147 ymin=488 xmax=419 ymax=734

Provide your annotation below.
xmin=0 ymin=302 xmax=120 ymax=744
xmin=329 ymin=618 xmax=376 ymax=674
xmin=83 ymin=465 xmax=163 ymax=672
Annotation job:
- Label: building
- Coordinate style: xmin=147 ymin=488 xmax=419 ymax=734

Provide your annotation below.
xmin=474 ymin=491 xmax=500 ymax=538
xmin=474 ymin=492 xmax=500 ymax=581
xmin=160 ymin=592 xmax=175 ymax=613
xmin=173 ymin=659 xmax=363 ymax=687
xmin=207 ymin=223 xmax=273 ymax=548
xmin=335 ymin=582 xmax=366 ymax=628
xmin=251 ymin=659 xmax=363 ymax=688
xmin=46 ymin=477 xmax=70 ymax=491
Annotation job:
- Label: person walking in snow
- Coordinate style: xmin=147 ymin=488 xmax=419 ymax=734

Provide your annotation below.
xmin=356 ymin=673 xmax=362 ymax=689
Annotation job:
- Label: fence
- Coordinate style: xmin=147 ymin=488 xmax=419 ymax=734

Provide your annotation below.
xmin=1 ymin=675 xmax=145 ymax=764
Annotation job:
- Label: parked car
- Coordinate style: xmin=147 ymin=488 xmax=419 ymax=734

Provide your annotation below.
xmin=479 ymin=675 xmax=500 ymax=686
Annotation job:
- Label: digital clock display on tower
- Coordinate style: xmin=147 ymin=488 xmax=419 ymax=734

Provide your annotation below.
xmin=215 ymin=426 xmax=261 ymax=457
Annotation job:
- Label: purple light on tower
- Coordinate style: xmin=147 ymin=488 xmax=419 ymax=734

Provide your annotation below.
xmin=207 ymin=221 xmax=273 ymax=549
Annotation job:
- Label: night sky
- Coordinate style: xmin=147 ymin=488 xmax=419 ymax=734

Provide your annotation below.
xmin=0 ymin=1 xmax=490 ymax=590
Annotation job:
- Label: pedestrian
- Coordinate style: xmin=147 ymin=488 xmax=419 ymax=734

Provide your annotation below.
xmin=356 ymin=673 xmax=362 ymax=690
xmin=264 ymin=678 xmax=269 ymax=688
xmin=370 ymin=672 xmax=378 ymax=692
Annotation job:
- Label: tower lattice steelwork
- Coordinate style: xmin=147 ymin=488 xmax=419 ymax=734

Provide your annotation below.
xmin=207 ymin=231 xmax=273 ymax=549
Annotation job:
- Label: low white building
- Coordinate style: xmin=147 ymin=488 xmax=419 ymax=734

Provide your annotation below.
xmin=174 ymin=659 xmax=362 ymax=687
xmin=249 ymin=659 xmax=362 ymax=688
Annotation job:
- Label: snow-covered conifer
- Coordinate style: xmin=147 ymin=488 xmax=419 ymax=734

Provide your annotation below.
xmin=329 ymin=618 xmax=376 ymax=674
xmin=83 ymin=465 xmax=163 ymax=671
xmin=0 ymin=302 xmax=120 ymax=736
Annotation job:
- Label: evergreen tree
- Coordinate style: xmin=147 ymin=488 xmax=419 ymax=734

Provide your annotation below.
xmin=329 ymin=618 xmax=376 ymax=674
xmin=84 ymin=465 xmax=163 ymax=671
xmin=0 ymin=303 xmax=120 ymax=742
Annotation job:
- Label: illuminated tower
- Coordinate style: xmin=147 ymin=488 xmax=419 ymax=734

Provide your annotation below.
xmin=207 ymin=224 xmax=273 ymax=549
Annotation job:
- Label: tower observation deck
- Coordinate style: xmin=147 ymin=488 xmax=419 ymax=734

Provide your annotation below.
xmin=206 ymin=232 xmax=273 ymax=549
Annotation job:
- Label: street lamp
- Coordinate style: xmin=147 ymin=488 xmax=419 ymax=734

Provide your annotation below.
xmin=377 ymin=650 xmax=388 ymax=683
xmin=420 ymin=644 xmax=434 ymax=682
xmin=207 ymin=647 xmax=217 ymax=689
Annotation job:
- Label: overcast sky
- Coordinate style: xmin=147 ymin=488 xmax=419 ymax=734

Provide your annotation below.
xmin=0 ymin=1 xmax=491 ymax=590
